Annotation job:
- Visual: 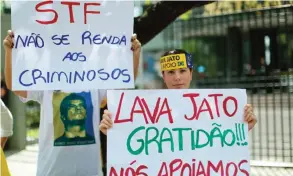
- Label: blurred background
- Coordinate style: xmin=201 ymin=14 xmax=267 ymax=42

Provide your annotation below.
xmin=1 ymin=0 xmax=293 ymax=175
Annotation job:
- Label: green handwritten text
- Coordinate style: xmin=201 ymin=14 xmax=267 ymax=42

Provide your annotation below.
xmin=126 ymin=123 xmax=247 ymax=155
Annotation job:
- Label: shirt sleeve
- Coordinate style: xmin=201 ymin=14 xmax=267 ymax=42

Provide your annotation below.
xmin=0 ymin=100 xmax=13 ymax=137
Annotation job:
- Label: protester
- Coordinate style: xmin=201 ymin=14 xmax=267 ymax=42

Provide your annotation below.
xmin=99 ymin=49 xmax=257 ymax=134
xmin=3 ymin=30 xmax=141 ymax=176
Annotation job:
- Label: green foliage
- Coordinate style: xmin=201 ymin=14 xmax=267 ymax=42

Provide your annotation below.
xmin=182 ymin=37 xmax=223 ymax=77
xmin=25 ymin=100 xmax=40 ymax=127
xmin=27 ymin=128 xmax=39 ymax=139
xmin=204 ymin=1 xmax=293 ymax=16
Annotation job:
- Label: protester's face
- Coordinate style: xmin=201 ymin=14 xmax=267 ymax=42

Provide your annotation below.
xmin=67 ymin=100 xmax=86 ymax=121
xmin=162 ymin=68 xmax=192 ymax=89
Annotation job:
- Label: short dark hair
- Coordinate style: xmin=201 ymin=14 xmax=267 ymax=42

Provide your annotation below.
xmin=60 ymin=93 xmax=86 ymax=120
xmin=161 ymin=49 xmax=188 ymax=57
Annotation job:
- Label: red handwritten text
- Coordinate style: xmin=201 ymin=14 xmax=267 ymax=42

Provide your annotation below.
xmin=157 ymin=158 xmax=249 ymax=176
xmin=183 ymin=93 xmax=238 ymax=120
xmin=114 ymin=92 xmax=174 ymax=124
xmin=109 ymin=160 xmax=148 ymax=176
xmin=114 ymin=92 xmax=239 ymax=124
xmin=35 ymin=0 xmax=100 ymax=25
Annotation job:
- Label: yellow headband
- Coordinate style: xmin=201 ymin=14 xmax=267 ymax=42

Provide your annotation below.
xmin=160 ymin=54 xmax=188 ymax=71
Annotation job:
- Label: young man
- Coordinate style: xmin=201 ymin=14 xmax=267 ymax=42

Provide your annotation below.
xmin=3 ymin=30 xmax=141 ymax=176
xmin=99 ymin=49 xmax=257 ymax=133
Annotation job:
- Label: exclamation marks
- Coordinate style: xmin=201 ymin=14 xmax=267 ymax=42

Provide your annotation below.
xmin=235 ymin=123 xmax=248 ymax=146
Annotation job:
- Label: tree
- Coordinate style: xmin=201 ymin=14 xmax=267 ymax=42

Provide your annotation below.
xmin=134 ymin=1 xmax=215 ymax=46
xmin=203 ymin=0 xmax=293 ymax=16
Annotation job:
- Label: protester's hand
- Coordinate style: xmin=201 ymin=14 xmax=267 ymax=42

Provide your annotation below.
xmin=131 ymin=33 xmax=141 ymax=58
xmin=244 ymin=104 xmax=257 ymax=131
xmin=99 ymin=109 xmax=113 ymax=135
xmin=3 ymin=30 xmax=14 ymax=51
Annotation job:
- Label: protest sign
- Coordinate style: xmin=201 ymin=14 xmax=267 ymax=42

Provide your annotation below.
xmin=107 ymin=89 xmax=250 ymax=176
xmin=11 ymin=1 xmax=134 ymax=90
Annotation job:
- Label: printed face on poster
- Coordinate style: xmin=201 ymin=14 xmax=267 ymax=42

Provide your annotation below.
xmin=107 ymin=89 xmax=251 ymax=176
xmin=10 ymin=1 xmax=134 ymax=90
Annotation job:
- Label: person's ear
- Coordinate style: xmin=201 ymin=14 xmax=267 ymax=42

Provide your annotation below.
xmin=162 ymin=72 xmax=166 ymax=82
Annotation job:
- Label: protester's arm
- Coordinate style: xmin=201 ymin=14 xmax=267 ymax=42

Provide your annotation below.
xmin=131 ymin=34 xmax=141 ymax=81
xmin=3 ymin=30 xmax=27 ymax=98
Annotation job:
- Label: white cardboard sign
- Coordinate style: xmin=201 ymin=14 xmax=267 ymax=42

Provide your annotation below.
xmin=107 ymin=89 xmax=250 ymax=176
xmin=11 ymin=1 xmax=134 ymax=90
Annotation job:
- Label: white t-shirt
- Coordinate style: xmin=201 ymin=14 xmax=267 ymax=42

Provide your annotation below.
xmin=20 ymin=90 xmax=106 ymax=176
xmin=1 ymin=99 xmax=13 ymax=137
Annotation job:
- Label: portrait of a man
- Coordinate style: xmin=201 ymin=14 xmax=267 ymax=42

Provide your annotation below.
xmin=53 ymin=92 xmax=95 ymax=146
